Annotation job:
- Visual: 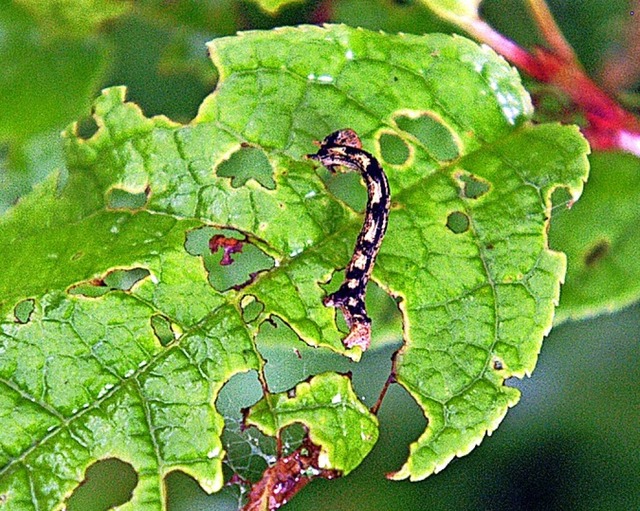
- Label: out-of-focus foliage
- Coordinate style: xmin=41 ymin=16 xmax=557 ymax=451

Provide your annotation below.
xmin=550 ymin=152 xmax=640 ymax=321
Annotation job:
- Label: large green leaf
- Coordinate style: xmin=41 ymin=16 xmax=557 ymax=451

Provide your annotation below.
xmin=550 ymin=151 xmax=640 ymax=321
xmin=0 ymin=24 xmax=588 ymax=509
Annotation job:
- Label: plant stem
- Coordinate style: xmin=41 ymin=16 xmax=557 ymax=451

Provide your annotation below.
xmin=525 ymin=0 xmax=576 ymax=63
xmin=463 ymin=1 xmax=640 ymax=157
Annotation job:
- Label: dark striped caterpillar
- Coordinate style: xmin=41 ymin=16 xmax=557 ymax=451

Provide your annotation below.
xmin=307 ymin=129 xmax=390 ymax=351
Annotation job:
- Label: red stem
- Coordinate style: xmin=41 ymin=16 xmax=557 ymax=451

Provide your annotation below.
xmin=466 ymin=14 xmax=640 ymax=156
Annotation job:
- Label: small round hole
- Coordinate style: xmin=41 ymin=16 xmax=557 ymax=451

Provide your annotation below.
xmin=458 ymin=173 xmax=490 ymax=199
xmin=76 ymin=115 xmax=99 ymax=140
xmin=14 ymin=299 xmax=35 ymax=324
xmin=446 ymin=211 xmax=470 ymax=234
xmin=378 ymin=133 xmax=410 ymax=165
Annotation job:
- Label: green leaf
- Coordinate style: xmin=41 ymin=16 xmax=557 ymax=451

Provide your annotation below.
xmin=332 ymin=0 xmax=451 ymax=35
xmin=14 ymin=0 xmax=130 ymax=37
xmin=248 ymin=0 xmax=305 ymax=15
xmin=550 ymin=152 xmax=640 ymax=322
xmin=414 ymin=0 xmax=482 ymax=25
xmin=0 ymin=24 xmax=589 ymax=508
xmin=0 ymin=3 xmax=108 ymax=142
xmin=246 ymin=373 xmax=378 ymax=474
xmin=387 ymin=122 xmax=589 ymax=480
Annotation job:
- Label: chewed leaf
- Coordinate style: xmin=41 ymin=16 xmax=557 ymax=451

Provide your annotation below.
xmin=385 ymin=123 xmax=589 ymax=480
xmin=246 ymin=373 xmax=378 ymax=475
xmin=0 ymin=24 xmax=590 ymax=509
xmin=0 ymin=299 xmax=259 ymax=507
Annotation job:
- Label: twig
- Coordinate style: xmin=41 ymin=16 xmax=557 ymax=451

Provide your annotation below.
xmin=457 ymin=1 xmax=640 ymax=156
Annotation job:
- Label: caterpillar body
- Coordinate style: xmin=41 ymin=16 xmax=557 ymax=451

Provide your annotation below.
xmin=307 ymin=129 xmax=390 ymax=351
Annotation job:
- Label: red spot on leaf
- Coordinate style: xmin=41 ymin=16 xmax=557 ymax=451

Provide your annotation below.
xmin=209 ymin=235 xmax=244 ymax=266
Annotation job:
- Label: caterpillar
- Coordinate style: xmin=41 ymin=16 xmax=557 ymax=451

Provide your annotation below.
xmin=307 ymin=129 xmax=390 ymax=351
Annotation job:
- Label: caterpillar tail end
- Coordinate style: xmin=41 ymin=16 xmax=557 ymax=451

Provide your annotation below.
xmin=324 ymin=293 xmax=372 ymax=351
xmin=343 ymin=321 xmax=371 ymax=351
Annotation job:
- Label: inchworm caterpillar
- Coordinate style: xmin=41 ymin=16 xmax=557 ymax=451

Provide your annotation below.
xmin=307 ymin=129 xmax=390 ymax=350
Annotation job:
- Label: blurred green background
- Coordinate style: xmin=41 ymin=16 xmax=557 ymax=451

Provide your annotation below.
xmin=1 ymin=0 xmax=638 ymax=509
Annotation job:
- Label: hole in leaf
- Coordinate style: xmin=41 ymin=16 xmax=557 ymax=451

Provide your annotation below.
xmin=185 ymin=227 xmax=274 ymax=292
xmin=218 ymin=371 xmax=265 ymax=420
xmin=257 ymin=317 xmax=351 ymax=393
xmin=13 ymin=299 xmax=35 ymax=324
xmin=65 ymin=458 xmax=137 ymax=511
xmin=241 ymin=295 xmax=265 ymax=323
xmin=457 ymin=172 xmax=490 ymax=199
xmin=446 ymin=211 xmax=470 ymax=234
xmin=321 ymin=269 xmax=352 ymax=334
xmin=377 ymin=383 xmax=428 ymax=471
xmin=165 ymin=471 xmax=244 ymax=511
xmin=216 ymin=371 xmax=273 ymax=482
xmin=106 ymin=187 xmax=149 ymax=210
xmin=216 ymin=146 xmax=276 ymax=190
xmin=68 ymin=268 xmax=151 ymax=297
xmin=584 ymin=239 xmax=610 ymax=267
xmin=279 ymin=423 xmax=307 ymax=455
xmin=378 ymin=132 xmax=410 ymax=165
xmin=68 ymin=280 xmax=111 ymax=298
xmin=150 ymin=314 xmax=175 ymax=346
xmin=223 ymin=423 xmax=273 ymax=483
xmin=75 ymin=115 xmax=99 ymax=140
xmin=103 ymin=268 xmax=151 ymax=290
xmin=396 ymin=114 xmax=460 ymax=161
